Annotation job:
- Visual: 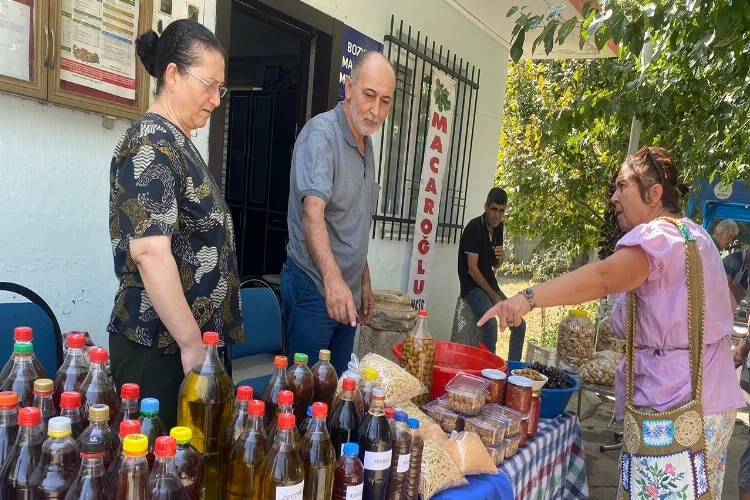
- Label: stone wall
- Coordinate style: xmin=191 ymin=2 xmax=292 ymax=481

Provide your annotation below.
xmin=356 ymin=290 xmax=416 ymax=363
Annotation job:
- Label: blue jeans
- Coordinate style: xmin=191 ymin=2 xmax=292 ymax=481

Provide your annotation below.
xmin=280 ymin=260 xmax=357 ymax=375
xmin=464 ymin=287 xmax=526 ymax=361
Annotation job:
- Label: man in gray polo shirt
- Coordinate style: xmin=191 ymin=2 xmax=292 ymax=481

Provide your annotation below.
xmin=281 ymin=51 xmax=396 ymax=374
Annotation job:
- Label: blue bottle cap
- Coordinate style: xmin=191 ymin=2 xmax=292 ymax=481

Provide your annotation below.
xmin=343 ymin=442 xmax=359 ymax=456
xmin=394 ymin=411 xmax=408 ymax=423
xmin=407 ymin=418 xmax=420 ymax=429
xmin=140 ymin=397 xmax=159 ymax=414
xmin=307 ymin=406 xmax=313 ymax=417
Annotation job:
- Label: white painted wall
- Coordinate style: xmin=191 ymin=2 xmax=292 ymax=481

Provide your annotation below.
xmin=300 ymin=0 xmax=510 ymax=340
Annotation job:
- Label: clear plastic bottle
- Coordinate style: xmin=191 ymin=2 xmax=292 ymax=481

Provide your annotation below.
xmin=64 ymin=435 xmax=113 ymax=500
xmin=311 ymin=349 xmax=338 ymax=412
xmin=0 ymin=342 xmax=42 ymax=408
xmin=111 ymin=384 xmax=140 ymax=434
xmin=332 ymin=442 xmax=364 ymax=500
xmin=79 ymin=348 xmax=119 ymax=428
xmin=78 ymin=404 xmax=119 ymax=472
xmin=0 ymin=391 xmax=19 ymax=466
xmin=0 ymin=406 xmax=44 ymax=497
xmin=402 ymin=419 xmax=422 ymax=500
xmin=52 ymin=334 xmax=89 ymax=413
xmin=176 ymin=332 xmax=235 ymax=500
xmin=116 ymin=434 xmax=150 ymax=500
xmin=106 ymin=419 xmax=141 ymax=493
xmin=332 ymin=375 xmax=364 ymax=421
xmin=221 ymin=385 xmax=253 ymax=467
xmin=384 ymin=411 xmax=411 ymax=500
xmin=287 ymin=353 xmax=315 ymax=427
xmin=260 ymin=355 xmax=289 ymax=430
xmin=328 ymin=378 xmax=361 ymax=460
xmin=33 ymin=379 xmax=57 ymax=439
xmin=29 ymin=416 xmax=80 ymax=498
xmin=301 ymin=402 xmax=334 ymax=500
xmin=401 ymin=310 xmax=434 ymax=405
xmin=148 ymin=436 xmax=189 ymax=499
xmin=356 ymin=387 xmax=391 ymax=500
xmin=225 ymin=399 xmax=270 ymax=500
xmin=138 ymin=398 xmax=167 ymax=468
xmin=257 ymin=413 xmax=304 ymax=500
xmin=169 ymin=427 xmax=203 ymax=500
xmin=362 ymin=368 xmax=378 ymax=415
xmin=0 ymin=327 xmax=47 ymax=381
xmin=299 ymin=406 xmax=314 ymax=438
xmin=267 ymin=390 xmax=301 ymax=448
xmin=60 ymin=392 xmax=85 ymax=441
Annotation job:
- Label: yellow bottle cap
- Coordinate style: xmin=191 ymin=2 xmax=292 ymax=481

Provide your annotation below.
xmin=568 ymin=309 xmax=588 ymax=318
xmin=170 ymin=426 xmax=192 ymax=444
xmin=88 ymin=404 xmax=110 ymax=422
xmin=364 ymin=368 xmax=378 ymax=381
xmin=123 ymin=434 xmax=149 ymax=455
xmin=33 ymin=379 xmax=54 ymax=393
xmin=318 ymin=349 xmax=331 ymax=361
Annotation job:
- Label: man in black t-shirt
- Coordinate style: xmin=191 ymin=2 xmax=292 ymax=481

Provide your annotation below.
xmin=457 ymin=187 xmax=526 ymax=360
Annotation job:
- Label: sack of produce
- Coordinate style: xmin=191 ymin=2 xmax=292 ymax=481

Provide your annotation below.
xmin=556 ymin=309 xmax=596 ymax=373
xmin=579 ymin=350 xmax=622 ymax=386
xmin=595 ymin=316 xmax=625 ymax=353
xmin=334 ymin=353 xmax=427 ymax=407
xmin=419 ymin=438 xmax=468 ymax=499
xmin=443 ymin=431 xmax=497 ymax=475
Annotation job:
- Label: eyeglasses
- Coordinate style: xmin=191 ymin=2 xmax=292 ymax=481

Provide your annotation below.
xmin=185 ymin=69 xmax=227 ymax=98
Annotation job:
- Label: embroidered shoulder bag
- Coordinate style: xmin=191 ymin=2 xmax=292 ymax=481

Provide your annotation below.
xmin=619 ymin=217 xmax=711 ymax=500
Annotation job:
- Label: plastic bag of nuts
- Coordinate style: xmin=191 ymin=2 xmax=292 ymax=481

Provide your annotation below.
xmin=419 ymin=438 xmax=467 ymax=500
xmin=596 ymin=316 xmax=625 ymax=353
xmin=556 ymin=309 xmax=596 ymax=373
xmin=445 ymin=372 xmax=489 ymax=415
xmin=579 ymin=350 xmax=622 ymax=386
xmin=335 ymin=353 xmax=427 ymax=407
xmin=463 ymin=414 xmax=508 ymax=446
xmin=401 ymin=310 xmax=435 ymax=406
xmin=443 ymin=431 xmax=497 ymax=475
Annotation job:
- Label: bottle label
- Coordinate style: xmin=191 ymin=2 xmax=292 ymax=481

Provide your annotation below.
xmin=363 ymin=450 xmax=392 ymax=471
xmin=397 ymin=453 xmax=411 ymax=473
xmin=346 ymin=483 xmax=364 ymax=499
xmin=275 ymin=481 xmax=304 ymax=500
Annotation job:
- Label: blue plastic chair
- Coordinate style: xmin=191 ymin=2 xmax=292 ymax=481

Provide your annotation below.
xmin=0 ymin=282 xmax=64 ymax=376
xmin=231 ymin=277 xmax=285 ymax=395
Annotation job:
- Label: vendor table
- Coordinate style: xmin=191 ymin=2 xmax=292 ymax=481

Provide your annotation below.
xmin=433 ymin=411 xmax=588 ymax=500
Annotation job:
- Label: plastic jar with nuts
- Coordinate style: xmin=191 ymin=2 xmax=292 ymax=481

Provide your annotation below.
xmin=401 ymin=309 xmax=435 ymax=406
xmin=445 ymin=372 xmax=489 ymax=415
xmin=556 ymin=309 xmax=596 ymax=373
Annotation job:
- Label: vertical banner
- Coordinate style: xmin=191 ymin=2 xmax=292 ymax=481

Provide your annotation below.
xmin=407 ymin=70 xmax=457 ymax=311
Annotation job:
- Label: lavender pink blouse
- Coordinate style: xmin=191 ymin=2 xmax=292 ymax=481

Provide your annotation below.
xmin=611 ymin=217 xmax=744 ymax=420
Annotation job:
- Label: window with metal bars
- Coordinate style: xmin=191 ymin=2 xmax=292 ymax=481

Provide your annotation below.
xmin=372 ymin=16 xmax=480 ymax=243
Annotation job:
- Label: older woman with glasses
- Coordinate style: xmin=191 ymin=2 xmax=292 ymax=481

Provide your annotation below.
xmin=107 ymin=19 xmax=242 ymax=428
xmin=480 ymin=146 xmax=744 ymax=498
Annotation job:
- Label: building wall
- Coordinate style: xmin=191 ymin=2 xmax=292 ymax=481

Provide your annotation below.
xmin=0 ymin=0 xmax=508 ymax=346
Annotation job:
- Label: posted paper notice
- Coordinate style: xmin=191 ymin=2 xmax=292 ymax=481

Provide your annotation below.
xmin=0 ymin=0 xmax=31 ymax=81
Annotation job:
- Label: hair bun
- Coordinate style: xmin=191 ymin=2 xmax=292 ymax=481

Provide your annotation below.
xmin=136 ymin=30 xmax=160 ymax=77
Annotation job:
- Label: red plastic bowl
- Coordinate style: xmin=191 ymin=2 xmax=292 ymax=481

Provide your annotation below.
xmin=393 ymin=340 xmax=508 ymax=401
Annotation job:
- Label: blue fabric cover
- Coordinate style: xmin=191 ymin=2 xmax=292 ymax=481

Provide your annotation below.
xmin=432 ymin=471 xmax=515 ymax=500
xmin=233 ymin=287 xmax=283 ymax=359
xmin=0 ymin=302 xmax=58 ymax=376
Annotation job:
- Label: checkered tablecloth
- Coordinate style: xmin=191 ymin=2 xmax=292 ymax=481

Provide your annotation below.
xmin=499 ymin=411 xmax=589 ymax=499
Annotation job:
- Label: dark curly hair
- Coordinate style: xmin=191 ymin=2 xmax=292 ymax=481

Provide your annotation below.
xmin=135 ymin=19 xmax=224 ymax=95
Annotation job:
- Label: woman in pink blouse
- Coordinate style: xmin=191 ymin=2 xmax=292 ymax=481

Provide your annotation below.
xmin=479 ymin=146 xmax=744 ymax=497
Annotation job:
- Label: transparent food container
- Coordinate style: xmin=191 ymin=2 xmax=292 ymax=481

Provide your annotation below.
xmin=445 ymin=372 xmax=489 ymax=416
xmin=463 ymin=414 xmax=508 ymax=447
xmin=480 ymin=405 xmax=527 ymax=436
xmin=422 ymin=400 xmax=463 ymax=433
xmin=485 ymin=440 xmax=510 ymax=466
xmin=505 ymin=434 xmax=523 ymax=457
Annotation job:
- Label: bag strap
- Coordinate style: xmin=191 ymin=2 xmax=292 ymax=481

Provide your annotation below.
xmin=625 ymin=217 xmax=706 ymax=406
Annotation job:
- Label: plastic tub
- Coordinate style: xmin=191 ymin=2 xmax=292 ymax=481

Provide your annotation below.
xmin=539 ymin=373 xmax=580 ymax=419
xmin=486 ymin=440 xmax=510 ymax=465
xmin=393 ymin=341 xmax=508 ymax=401
xmin=445 ymin=373 xmax=489 ymax=415
xmin=423 ymin=400 xmax=463 ymax=433
xmin=480 ymin=405 xmax=526 ymax=436
xmin=505 ymin=434 xmax=523 ymax=457
xmin=464 ymin=414 xmax=508 ymax=446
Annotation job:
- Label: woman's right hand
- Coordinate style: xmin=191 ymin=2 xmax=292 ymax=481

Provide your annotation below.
xmin=478 ymin=293 xmax=531 ymax=331
xmin=180 ymin=341 xmax=204 ymax=375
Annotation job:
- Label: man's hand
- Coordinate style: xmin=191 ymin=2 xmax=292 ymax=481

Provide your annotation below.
xmin=734 ymin=337 xmax=749 ymax=369
xmin=180 ymin=340 xmax=204 ymax=375
xmin=359 ymin=282 xmax=375 ymax=326
xmin=493 ymin=245 xmax=505 ymax=263
xmin=324 ymin=276 xmax=358 ymax=327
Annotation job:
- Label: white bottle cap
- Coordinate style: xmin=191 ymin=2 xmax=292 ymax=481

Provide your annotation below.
xmin=48 ymin=416 xmax=72 ymax=434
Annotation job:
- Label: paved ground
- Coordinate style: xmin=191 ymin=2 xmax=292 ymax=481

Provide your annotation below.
xmin=580 ymin=395 xmax=749 ymax=499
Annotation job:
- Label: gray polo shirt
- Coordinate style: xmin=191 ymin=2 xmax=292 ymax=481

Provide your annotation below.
xmin=286 ymin=103 xmax=379 ymax=305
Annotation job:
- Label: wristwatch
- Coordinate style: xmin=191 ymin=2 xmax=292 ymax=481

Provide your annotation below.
xmin=519 ymin=288 xmax=536 ymax=310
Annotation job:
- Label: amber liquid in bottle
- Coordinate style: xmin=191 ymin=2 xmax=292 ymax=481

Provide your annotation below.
xmin=384 ymin=413 xmax=411 ymax=500
xmin=287 ymin=354 xmax=315 ymax=428
xmin=225 ymin=400 xmax=270 ymax=500
xmin=1 ymin=343 xmax=42 ymax=408
xmin=0 ymin=407 xmax=44 ymax=499
xmin=257 ymin=413 xmax=304 ymax=500
xmin=332 ymin=443 xmax=364 ymax=500
xmin=311 ymin=350 xmax=338 ymax=411
xmin=115 ymin=434 xmax=150 ymax=500
xmin=79 ymin=348 xmax=119 ymax=428
xmin=328 ymin=380 xmax=361 ymax=460
xmin=261 ymin=356 xmax=290 ymax=430
xmin=301 ymin=403 xmax=334 ymax=500
xmin=356 ymin=389 xmax=391 ymax=500
xmin=28 ymin=417 xmax=80 ymax=499
xmin=51 ymin=334 xmax=89 ymax=413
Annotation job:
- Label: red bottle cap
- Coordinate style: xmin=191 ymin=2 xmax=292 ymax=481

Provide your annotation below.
xmin=342 ymin=378 xmax=356 ymax=391
xmin=418 ymin=310 xmax=428 ymax=317
xmin=119 ymin=419 xmax=142 ymax=438
xmin=277 ymin=390 xmax=294 ymax=406
xmin=0 ymin=391 xmax=18 ymax=409
xmin=248 ymin=400 xmax=265 ymax=416
xmin=236 ymin=386 xmax=253 ymax=402
xmin=18 ymin=407 xmax=41 ymax=427
xmin=89 ymin=347 xmax=109 ymax=364
xmin=274 ymin=355 xmax=288 ymax=368
xmin=60 ymin=391 xmax=81 ymax=410
xmin=203 ymin=332 xmax=219 ymax=345
xmin=154 ymin=436 xmax=177 ymax=457
xmin=311 ymin=402 xmax=328 ymax=419
xmin=277 ymin=413 xmax=295 ymax=430
xmin=14 ymin=327 xmax=33 ymax=342
xmin=120 ymin=383 xmax=140 ymax=400
xmin=385 ymin=408 xmax=395 ymax=419
xmin=67 ymin=334 xmax=85 ymax=349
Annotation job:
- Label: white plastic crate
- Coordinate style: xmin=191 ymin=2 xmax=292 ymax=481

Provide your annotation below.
xmin=524 ymin=343 xmax=557 ymax=367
